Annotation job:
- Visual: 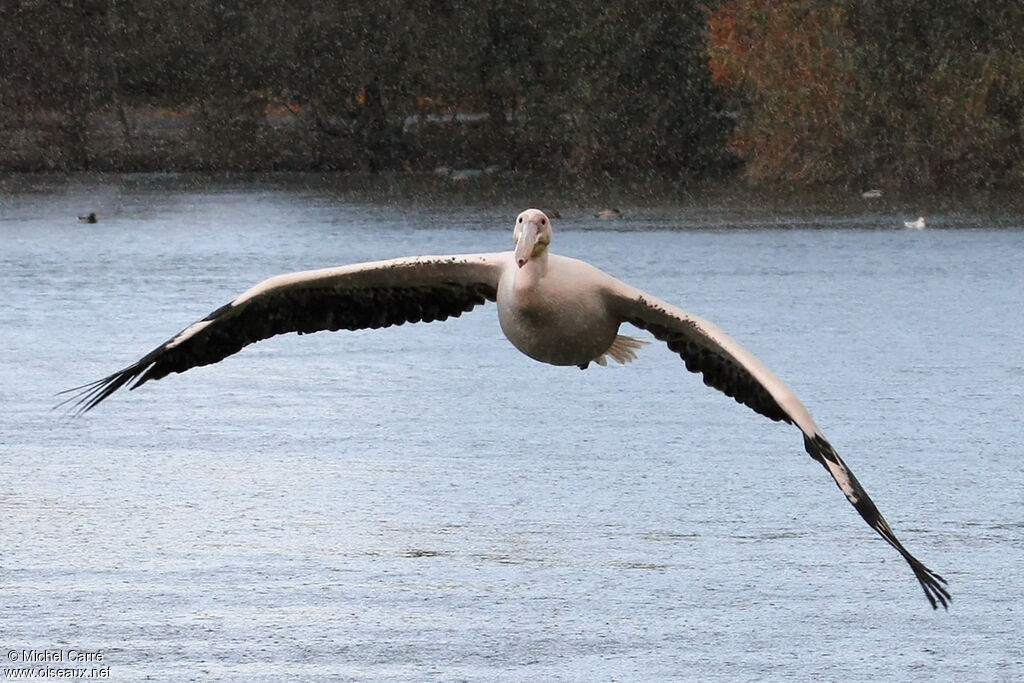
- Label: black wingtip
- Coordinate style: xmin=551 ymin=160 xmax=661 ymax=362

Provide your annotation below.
xmin=54 ymin=361 xmax=152 ymax=416
xmin=802 ymin=433 xmax=951 ymax=610
xmin=911 ymin=560 xmax=951 ymax=610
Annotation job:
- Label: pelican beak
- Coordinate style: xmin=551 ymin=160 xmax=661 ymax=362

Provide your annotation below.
xmin=515 ymin=220 xmax=540 ymax=268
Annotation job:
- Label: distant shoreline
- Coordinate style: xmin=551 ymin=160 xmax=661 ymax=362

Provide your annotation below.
xmin=5 ymin=171 xmax=1024 ymax=223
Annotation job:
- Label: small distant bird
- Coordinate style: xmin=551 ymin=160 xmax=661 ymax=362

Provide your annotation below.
xmin=78 ymin=212 xmax=98 ymax=224
xmin=861 ymin=189 xmax=883 ymax=199
xmin=904 ymin=217 xmax=925 ymax=230
xmin=449 ymin=168 xmax=482 ymax=182
xmin=595 ymin=208 xmax=623 ymax=219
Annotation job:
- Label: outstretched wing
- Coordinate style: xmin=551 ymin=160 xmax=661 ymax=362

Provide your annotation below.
xmin=606 ymin=282 xmax=950 ymax=609
xmin=61 ymin=253 xmax=506 ymax=413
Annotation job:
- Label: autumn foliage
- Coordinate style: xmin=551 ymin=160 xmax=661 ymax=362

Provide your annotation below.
xmin=708 ymin=0 xmax=1024 ymax=187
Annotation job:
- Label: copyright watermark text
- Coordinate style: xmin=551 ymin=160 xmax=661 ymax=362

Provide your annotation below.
xmin=4 ymin=650 xmax=109 ymax=679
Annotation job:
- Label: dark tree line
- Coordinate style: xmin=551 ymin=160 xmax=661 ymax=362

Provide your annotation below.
xmin=2 ymin=1 xmax=1022 ymax=187
xmin=0 ymin=0 xmax=728 ymax=178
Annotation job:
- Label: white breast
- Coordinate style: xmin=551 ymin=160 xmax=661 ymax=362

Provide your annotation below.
xmin=496 ymin=255 xmax=619 ymax=366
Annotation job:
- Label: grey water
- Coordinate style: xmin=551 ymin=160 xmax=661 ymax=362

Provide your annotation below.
xmin=1 ymin=174 xmax=1022 ymax=681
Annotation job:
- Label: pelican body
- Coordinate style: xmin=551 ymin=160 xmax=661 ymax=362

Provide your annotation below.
xmin=63 ymin=209 xmax=950 ymax=609
xmin=500 ymin=215 xmax=621 ymax=365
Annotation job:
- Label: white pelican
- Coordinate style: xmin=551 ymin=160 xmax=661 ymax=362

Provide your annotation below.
xmin=905 ymin=216 xmax=925 ymax=229
xmin=861 ymin=189 xmax=883 ymax=199
xmin=62 ymin=209 xmax=949 ymax=609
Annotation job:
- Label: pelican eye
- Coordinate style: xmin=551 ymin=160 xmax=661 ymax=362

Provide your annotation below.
xmin=518 ymin=217 xmax=523 ymax=223
xmin=541 ymin=218 xmax=547 ymax=224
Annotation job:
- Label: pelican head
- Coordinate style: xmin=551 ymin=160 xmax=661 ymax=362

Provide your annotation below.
xmin=513 ymin=209 xmax=552 ymax=268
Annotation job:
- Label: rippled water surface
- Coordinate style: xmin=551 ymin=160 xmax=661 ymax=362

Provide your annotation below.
xmin=2 ymin=175 xmax=1023 ymax=680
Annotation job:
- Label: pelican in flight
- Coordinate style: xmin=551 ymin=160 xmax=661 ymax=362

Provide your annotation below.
xmin=62 ymin=209 xmax=949 ymax=609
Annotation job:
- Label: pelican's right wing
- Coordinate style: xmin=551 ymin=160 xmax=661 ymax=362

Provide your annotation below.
xmin=605 ymin=280 xmax=950 ymax=609
xmin=61 ymin=252 xmax=507 ymax=413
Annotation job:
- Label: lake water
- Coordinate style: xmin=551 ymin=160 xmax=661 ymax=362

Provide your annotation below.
xmin=1 ymin=174 xmax=1022 ymax=681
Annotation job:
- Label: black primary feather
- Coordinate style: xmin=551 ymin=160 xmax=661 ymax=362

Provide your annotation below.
xmin=58 ymin=279 xmax=497 ymax=414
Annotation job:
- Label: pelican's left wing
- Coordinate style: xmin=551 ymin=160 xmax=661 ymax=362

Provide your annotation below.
xmin=61 ymin=253 xmax=506 ymax=413
xmin=605 ymin=280 xmax=950 ymax=609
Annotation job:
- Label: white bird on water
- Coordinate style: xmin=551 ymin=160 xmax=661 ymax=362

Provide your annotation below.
xmin=62 ymin=209 xmax=949 ymax=609
xmin=905 ymin=216 xmax=925 ymax=229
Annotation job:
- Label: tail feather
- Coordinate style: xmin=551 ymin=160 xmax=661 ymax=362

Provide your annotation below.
xmin=595 ymin=334 xmax=649 ymax=366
